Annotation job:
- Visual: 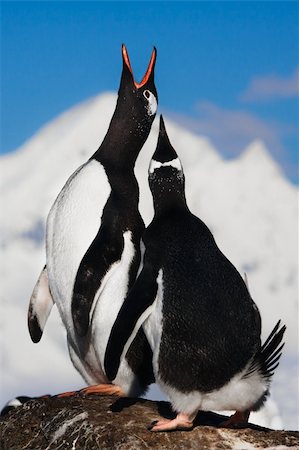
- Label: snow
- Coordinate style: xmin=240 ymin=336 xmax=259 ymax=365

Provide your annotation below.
xmin=0 ymin=92 xmax=298 ymax=430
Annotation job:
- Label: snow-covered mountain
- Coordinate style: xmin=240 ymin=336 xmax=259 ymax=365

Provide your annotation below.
xmin=0 ymin=93 xmax=298 ymax=429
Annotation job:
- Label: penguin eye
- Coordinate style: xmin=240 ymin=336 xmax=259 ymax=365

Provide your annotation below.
xmin=143 ymin=90 xmax=151 ymax=99
xmin=143 ymin=90 xmax=157 ymax=116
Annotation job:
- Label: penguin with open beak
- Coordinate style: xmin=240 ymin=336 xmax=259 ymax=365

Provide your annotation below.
xmin=28 ymin=45 xmax=158 ymax=398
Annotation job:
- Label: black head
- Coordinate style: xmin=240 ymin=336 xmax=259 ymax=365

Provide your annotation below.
xmin=119 ymin=44 xmax=158 ymax=117
xmin=149 ymin=115 xmax=187 ymax=214
xmin=95 ymin=45 xmax=158 ymax=167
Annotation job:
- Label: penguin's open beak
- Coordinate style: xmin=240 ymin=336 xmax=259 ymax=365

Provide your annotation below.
xmin=122 ymin=44 xmax=157 ymax=89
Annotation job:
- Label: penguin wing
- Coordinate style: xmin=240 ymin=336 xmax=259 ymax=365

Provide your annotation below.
xmin=104 ymin=259 xmax=159 ymax=381
xmin=28 ymin=265 xmax=54 ymax=343
xmin=72 ymin=226 xmax=124 ymax=337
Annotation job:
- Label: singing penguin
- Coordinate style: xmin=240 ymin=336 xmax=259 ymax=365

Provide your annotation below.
xmin=28 ymin=45 xmax=158 ymax=397
xmin=105 ymin=115 xmax=286 ymax=430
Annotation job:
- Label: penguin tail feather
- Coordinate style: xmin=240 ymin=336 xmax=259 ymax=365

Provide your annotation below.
xmin=243 ymin=320 xmax=286 ymax=381
xmin=28 ymin=265 xmax=54 ymax=343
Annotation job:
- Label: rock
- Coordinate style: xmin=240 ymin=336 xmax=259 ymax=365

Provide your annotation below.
xmin=0 ymin=394 xmax=298 ymax=449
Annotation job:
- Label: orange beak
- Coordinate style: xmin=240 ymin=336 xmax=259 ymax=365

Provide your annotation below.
xmin=122 ymin=44 xmax=157 ymax=89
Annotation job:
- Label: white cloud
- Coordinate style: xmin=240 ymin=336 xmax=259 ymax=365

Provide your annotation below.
xmin=240 ymin=68 xmax=299 ymax=102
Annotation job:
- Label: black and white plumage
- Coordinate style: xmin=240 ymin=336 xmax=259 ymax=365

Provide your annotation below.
xmin=1 ymin=396 xmax=33 ymax=417
xmin=105 ymin=115 xmax=286 ymax=430
xmin=27 ymin=45 xmax=158 ymax=397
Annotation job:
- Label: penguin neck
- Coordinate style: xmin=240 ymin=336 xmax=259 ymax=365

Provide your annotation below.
xmin=108 ymin=167 xmax=140 ymax=209
xmin=152 ymin=191 xmax=189 ymax=218
xmin=91 ymin=113 xmax=150 ymax=170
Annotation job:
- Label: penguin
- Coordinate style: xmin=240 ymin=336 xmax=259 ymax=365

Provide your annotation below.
xmin=27 ymin=45 xmax=158 ymax=397
xmin=104 ymin=115 xmax=286 ymax=431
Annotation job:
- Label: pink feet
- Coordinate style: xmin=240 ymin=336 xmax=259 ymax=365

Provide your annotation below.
xmin=220 ymin=410 xmax=250 ymax=428
xmin=148 ymin=413 xmax=194 ymax=432
xmin=56 ymin=383 xmax=125 ymax=398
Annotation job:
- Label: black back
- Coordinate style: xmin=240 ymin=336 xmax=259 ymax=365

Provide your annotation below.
xmin=148 ymin=116 xmax=261 ymax=391
xmin=146 ymin=211 xmax=261 ymax=392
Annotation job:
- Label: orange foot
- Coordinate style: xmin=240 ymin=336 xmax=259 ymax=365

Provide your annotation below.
xmin=56 ymin=384 xmax=125 ymax=398
xmin=220 ymin=410 xmax=250 ymax=428
xmin=148 ymin=413 xmax=194 ymax=432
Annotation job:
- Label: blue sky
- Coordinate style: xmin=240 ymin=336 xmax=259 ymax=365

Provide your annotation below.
xmin=1 ymin=1 xmax=298 ymax=183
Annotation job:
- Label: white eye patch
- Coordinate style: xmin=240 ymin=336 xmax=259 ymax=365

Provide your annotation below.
xmin=143 ymin=90 xmax=157 ymax=116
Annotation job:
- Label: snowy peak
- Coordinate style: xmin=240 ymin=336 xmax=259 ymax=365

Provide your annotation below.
xmin=1 ymin=94 xmax=287 ymax=189
xmin=240 ymin=139 xmax=282 ymax=179
xmin=0 ymin=93 xmax=117 ymax=184
xmin=160 ymin=118 xmax=221 ymax=168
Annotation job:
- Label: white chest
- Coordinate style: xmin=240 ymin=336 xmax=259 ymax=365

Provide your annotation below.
xmin=46 ymin=159 xmax=111 ymax=321
xmin=143 ymin=269 xmax=164 ymax=372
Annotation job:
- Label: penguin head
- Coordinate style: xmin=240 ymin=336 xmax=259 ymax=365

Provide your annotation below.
xmin=149 ymin=115 xmax=187 ymax=213
xmin=97 ymin=45 xmax=158 ymax=167
xmin=115 ymin=44 xmax=158 ymax=129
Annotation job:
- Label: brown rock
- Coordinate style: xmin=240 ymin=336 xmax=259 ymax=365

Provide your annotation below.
xmin=0 ymin=394 xmax=298 ymax=450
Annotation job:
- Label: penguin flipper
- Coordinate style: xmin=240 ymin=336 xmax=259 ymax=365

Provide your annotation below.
xmin=72 ymin=227 xmax=124 ymax=337
xmin=104 ymin=260 xmax=158 ymax=381
xmin=28 ymin=265 xmax=54 ymax=343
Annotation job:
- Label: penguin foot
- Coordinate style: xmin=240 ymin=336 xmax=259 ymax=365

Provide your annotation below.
xmin=220 ymin=410 xmax=250 ymax=428
xmin=56 ymin=390 xmax=77 ymax=398
xmin=147 ymin=413 xmax=194 ymax=432
xmin=56 ymin=384 xmax=125 ymax=398
xmin=79 ymin=383 xmax=125 ymax=397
